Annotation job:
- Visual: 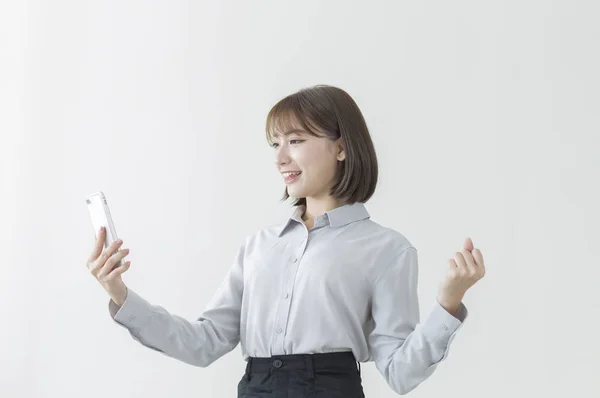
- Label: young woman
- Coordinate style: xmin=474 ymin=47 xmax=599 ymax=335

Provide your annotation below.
xmin=86 ymin=85 xmax=485 ymax=397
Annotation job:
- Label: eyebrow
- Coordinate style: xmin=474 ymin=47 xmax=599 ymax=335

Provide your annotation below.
xmin=272 ymin=129 xmax=306 ymax=138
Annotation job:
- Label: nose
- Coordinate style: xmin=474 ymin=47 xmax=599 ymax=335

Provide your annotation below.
xmin=274 ymin=146 xmax=290 ymax=167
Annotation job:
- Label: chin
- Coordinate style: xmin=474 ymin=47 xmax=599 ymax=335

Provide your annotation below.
xmin=287 ymin=189 xmax=304 ymax=199
xmin=287 ymin=186 xmax=308 ymax=200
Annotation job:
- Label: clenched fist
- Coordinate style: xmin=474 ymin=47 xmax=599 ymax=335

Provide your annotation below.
xmin=437 ymin=237 xmax=486 ymax=316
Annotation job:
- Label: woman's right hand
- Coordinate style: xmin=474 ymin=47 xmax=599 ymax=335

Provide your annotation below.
xmin=87 ymin=226 xmax=131 ymax=306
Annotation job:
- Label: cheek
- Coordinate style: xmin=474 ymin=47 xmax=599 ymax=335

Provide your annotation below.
xmin=306 ymin=157 xmax=337 ymax=183
xmin=289 ymin=147 xmax=311 ymax=168
xmin=290 ymin=143 xmax=336 ymax=174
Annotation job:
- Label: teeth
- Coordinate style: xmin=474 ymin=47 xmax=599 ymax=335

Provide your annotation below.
xmin=284 ymin=172 xmax=301 ymax=177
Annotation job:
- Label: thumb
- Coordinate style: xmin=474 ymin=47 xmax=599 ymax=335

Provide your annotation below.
xmin=463 ymin=237 xmax=474 ymax=252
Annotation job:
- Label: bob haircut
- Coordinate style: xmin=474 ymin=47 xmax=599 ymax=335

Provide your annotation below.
xmin=266 ymin=85 xmax=378 ymax=207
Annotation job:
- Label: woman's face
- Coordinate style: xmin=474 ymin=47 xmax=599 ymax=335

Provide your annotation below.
xmin=272 ymin=129 xmax=345 ymax=201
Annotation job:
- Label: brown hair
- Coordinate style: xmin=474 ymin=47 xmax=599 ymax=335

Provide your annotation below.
xmin=266 ymin=85 xmax=378 ymax=207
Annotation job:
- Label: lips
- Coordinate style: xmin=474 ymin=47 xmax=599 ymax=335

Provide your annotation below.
xmin=283 ymin=171 xmax=302 ymax=183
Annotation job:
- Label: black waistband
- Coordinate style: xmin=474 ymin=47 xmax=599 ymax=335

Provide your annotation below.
xmin=246 ymin=351 xmax=360 ymax=374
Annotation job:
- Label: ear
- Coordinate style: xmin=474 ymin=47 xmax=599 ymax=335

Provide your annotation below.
xmin=336 ymin=138 xmax=346 ymax=161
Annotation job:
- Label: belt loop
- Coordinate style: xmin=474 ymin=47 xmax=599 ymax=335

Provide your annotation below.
xmin=305 ymin=354 xmax=315 ymax=379
xmin=245 ymin=357 xmax=252 ymax=379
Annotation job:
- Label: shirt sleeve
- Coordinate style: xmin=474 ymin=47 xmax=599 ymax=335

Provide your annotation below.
xmin=107 ymin=242 xmax=245 ymax=367
xmin=367 ymin=246 xmax=468 ymax=395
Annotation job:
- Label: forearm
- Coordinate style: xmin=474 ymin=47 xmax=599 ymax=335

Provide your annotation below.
xmin=109 ymin=288 xmax=240 ymax=367
xmin=436 ymin=294 xmax=464 ymax=319
xmin=372 ymin=300 xmax=467 ymax=395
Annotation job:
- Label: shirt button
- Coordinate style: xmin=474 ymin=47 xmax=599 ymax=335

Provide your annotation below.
xmin=276 ymin=328 xmax=283 ymax=334
xmin=292 ymin=258 xmax=297 ymax=263
xmin=273 ymin=359 xmax=282 ymax=368
xmin=283 ymin=293 xmax=289 ymax=299
xmin=443 ymin=325 xmax=448 ymax=331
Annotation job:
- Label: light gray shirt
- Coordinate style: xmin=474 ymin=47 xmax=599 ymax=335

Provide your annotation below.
xmin=109 ymin=202 xmax=468 ymax=395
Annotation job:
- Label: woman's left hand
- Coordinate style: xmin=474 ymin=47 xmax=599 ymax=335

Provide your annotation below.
xmin=437 ymin=237 xmax=486 ymax=313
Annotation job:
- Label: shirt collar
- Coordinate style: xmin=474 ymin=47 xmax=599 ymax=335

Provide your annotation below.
xmin=277 ymin=202 xmax=370 ymax=237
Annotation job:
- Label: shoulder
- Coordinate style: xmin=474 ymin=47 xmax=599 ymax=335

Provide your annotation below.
xmin=350 ymin=218 xmax=416 ymax=254
xmin=239 ymin=222 xmax=285 ymax=257
xmin=355 ymin=220 xmax=420 ymax=286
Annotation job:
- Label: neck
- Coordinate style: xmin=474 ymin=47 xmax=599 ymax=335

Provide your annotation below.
xmin=302 ymin=196 xmax=345 ymax=223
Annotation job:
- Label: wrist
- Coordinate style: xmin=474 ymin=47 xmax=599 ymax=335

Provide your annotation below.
xmin=437 ymin=293 xmax=464 ymax=317
xmin=111 ymin=286 xmax=128 ymax=307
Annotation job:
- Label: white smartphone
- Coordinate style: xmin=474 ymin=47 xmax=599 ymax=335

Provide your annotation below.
xmin=85 ymin=191 xmax=123 ymax=268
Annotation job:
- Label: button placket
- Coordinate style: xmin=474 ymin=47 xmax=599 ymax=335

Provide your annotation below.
xmin=270 ymin=231 xmax=309 ymax=354
xmin=276 ymin=265 xmax=297 ymax=353
xmin=272 ymin=269 xmax=289 ymax=352
xmin=273 ymin=234 xmax=308 ymax=354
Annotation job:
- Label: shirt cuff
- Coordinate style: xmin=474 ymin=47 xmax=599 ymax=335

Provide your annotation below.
xmin=108 ymin=288 xmax=153 ymax=329
xmin=420 ymin=299 xmax=468 ymax=343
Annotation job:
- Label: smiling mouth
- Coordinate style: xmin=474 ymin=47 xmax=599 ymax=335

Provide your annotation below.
xmin=283 ymin=171 xmax=302 ymax=183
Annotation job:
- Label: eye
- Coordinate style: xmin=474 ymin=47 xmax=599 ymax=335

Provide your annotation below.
xmin=270 ymin=140 xmax=303 ymax=148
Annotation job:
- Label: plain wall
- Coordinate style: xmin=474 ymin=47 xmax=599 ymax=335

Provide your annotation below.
xmin=2 ymin=1 xmax=599 ymax=397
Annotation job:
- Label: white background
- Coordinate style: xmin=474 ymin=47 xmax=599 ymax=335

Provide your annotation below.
xmin=2 ymin=1 xmax=599 ymax=397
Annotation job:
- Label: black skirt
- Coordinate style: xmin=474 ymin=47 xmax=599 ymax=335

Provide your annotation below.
xmin=238 ymin=351 xmax=365 ymax=398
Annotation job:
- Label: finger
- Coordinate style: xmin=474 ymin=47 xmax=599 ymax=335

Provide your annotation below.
xmin=105 ymin=261 xmax=131 ymax=280
xmin=98 ymin=248 xmax=130 ymax=278
xmin=472 ymin=248 xmax=485 ymax=268
xmin=91 ymin=240 xmax=123 ymax=275
xmin=461 ymin=249 xmax=478 ymax=271
xmin=453 ymin=252 xmax=468 ymax=270
xmin=99 ymin=247 xmax=129 ymax=278
xmin=99 ymin=239 xmax=124 ymax=266
xmin=88 ymin=227 xmax=106 ymax=264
